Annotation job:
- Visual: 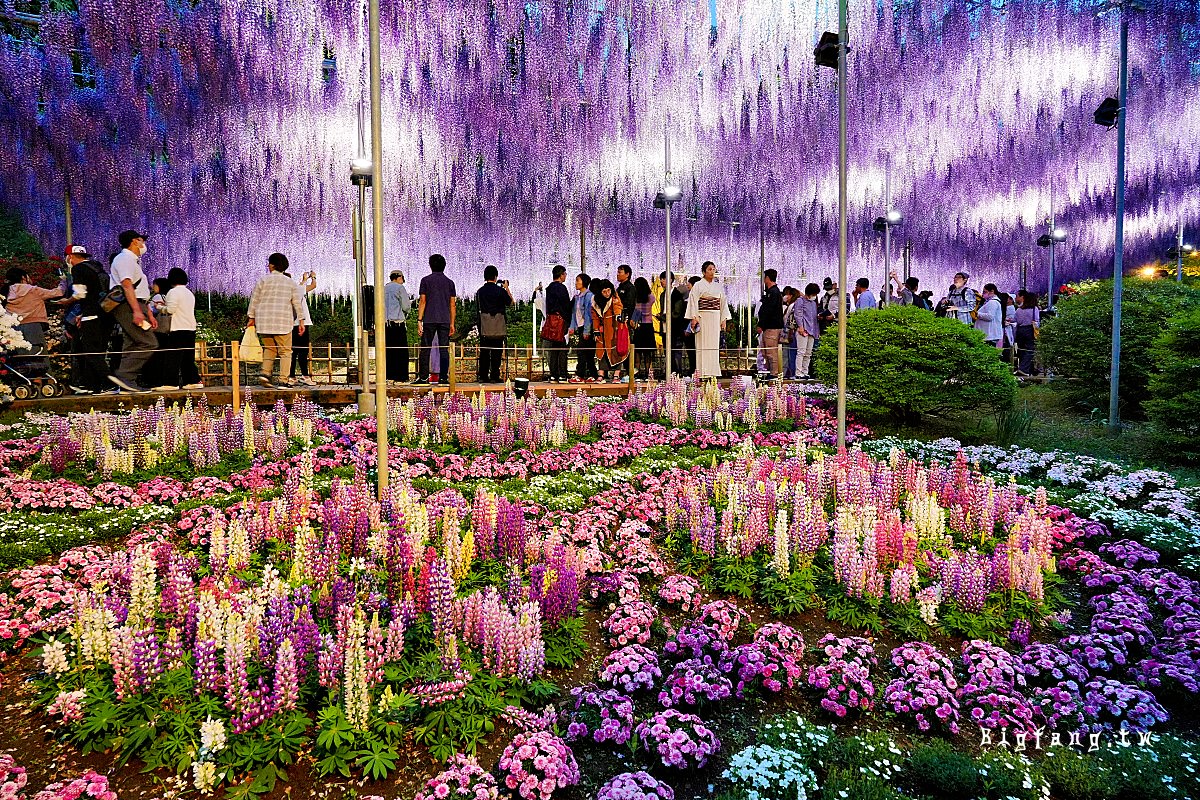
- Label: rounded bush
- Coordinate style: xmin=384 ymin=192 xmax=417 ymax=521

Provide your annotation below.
xmin=1146 ymin=306 xmax=1200 ymax=457
xmin=812 ymin=305 xmax=1016 ymax=419
xmin=1039 ymin=279 xmax=1200 ymax=417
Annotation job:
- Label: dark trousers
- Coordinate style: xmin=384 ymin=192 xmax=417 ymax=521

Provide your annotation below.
xmin=478 ymin=336 xmax=504 ymax=382
xmin=544 ymin=337 xmax=568 ymax=380
xmin=74 ymin=316 xmax=112 ymax=391
xmin=682 ymin=333 xmax=697 ymax=377
xmin=385 ymin=322 xmax=409 ymax=381
xmin=290 ymin=325 xmax=311 ymax=377
xmin=574 ymin=335 xmax=597 ymax=378
xmin=112 ymin=300 xmax=158 ymax=387
xmin=158 ymin=330 xmax=200 ymax=387
xmin=1015 ymin=325 xmax=1037 ymax=374
xmin=417 ymin=323 xmax=449 ymax=380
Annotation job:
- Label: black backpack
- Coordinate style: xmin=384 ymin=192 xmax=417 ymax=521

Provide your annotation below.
xmin=912 ymin=293 xmax=932 ymax=312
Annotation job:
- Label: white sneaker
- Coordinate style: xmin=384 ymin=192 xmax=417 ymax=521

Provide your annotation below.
xmin=152 ymin=385 xmax=178 ymax=392
xmin=182 ymin=383 xmax=205 ymax=390
xmin=298 ymin=376 xmax=316 ymax=386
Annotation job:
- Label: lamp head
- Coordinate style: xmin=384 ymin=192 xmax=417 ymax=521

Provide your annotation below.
xmin=1051 ymin=228 xmax=1067 ymax=243
xmin=350 ymin=157 xmax=374 ymax=186
xmin=886 ymin=209 xmax=903 ymax=225
xmin=662 ymin=185 xmax=682 ymax=203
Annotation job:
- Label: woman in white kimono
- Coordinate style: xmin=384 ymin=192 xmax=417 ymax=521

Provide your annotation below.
xmin=685 ymin=261 xmax=731 ymax=379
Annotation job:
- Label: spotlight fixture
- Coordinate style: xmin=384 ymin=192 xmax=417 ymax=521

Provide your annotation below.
xmin=886 ymin=209 xmax=903 ymax=225
xmin=872 ymin=216 xmax=887 ymax=233
xmin=814 ymin=31 xmax=842 ymax=70
xmin=1093 ymin=97 xmax=1120 ymax=128
xmin=1167 ymin=244 xmax=1195 ymax=259
xmin=350 ymin=157 xmax=373 ymax=186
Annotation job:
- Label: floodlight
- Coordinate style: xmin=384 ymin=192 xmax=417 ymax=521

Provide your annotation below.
xmin=663 ymin=185 xmax=682 ymax=202
xmin=1167 ymin=244 xmax=1196 ymax=259
xmin=814 ymin=31 xmax=841 ymax=69
xmin=872 ymin=216 xmax=887 ymax=233
xmin=886 ymin=209 xmax=903 ymax=225
xmin=1052 ymin=227 xmax=1067 ymax=243
xmin=1094 ymin=97 xmax=1119 ymax=127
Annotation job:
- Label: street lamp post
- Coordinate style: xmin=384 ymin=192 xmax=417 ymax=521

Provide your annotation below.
xmin=1108 ymin=8 xmax=1130 ymax=435
xmin=655 ymin=126 xmax=682 ymax=380
xmin=814 ymin=6 xmax=850 ymax=449
xmin=366 ymin=0 xmax=388 ymax=494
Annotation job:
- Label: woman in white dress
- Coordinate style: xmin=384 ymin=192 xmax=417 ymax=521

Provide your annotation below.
xmin=685 ymin=261 xmax=730 ymax=379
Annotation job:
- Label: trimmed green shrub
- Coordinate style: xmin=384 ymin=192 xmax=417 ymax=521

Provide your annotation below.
xmin=1039 ymin=279 xmax=1200 ymax=417
xmin=0 ymin=207 xmax=43 ymax=258
xmin=1040 ymin=748 xmax=1117 ymax=800
xmin=901 ymin=740 xmax=981 ymax=798
xmin=812 ymin=305 xmax=1017 ymax=419
xmin=1146 ymin=307 xmax=1200 ymax=458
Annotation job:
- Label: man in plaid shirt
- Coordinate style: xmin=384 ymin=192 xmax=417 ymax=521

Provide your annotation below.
xmin=248 ymin=253 xmax=307 ymax=387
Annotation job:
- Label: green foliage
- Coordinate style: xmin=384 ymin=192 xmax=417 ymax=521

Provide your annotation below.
xmin=543 ymin=616 xmax=589 ymax=670
xmin=975 ymin=749 xmax=1045 ymax=800
xmin=1146 ymin=307 xmax=1200 ymax=458
xmin=1040 ymin=748 xmax=1117 ymax=800
xmin=901 ymin=740 xmax=982 ymax=799
xmin=0 ymin=207 xmax=44 ymax=257
xmin=993 ymin=402 xmax=1036 ymax=446
xmin=821 ymin=769 xmax=905 ymax=800
xmin=1039 ymin=279 xmax=1200 ymax=418
xmin=812 ymin=305 xmax=1017 ymax=419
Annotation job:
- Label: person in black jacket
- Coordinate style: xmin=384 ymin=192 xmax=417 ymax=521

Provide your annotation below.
xmin=475 ymin=265 xmax=513 ymax=383
xmin=615 ymin=264 xmax=635 ymax=381
xmin=63 ymin=244 xmax=114 ymax=394
xmin=757 ymin=268 xmax=784 ymax=377
xmin=544 ymin=264 xmax=572 ymax=383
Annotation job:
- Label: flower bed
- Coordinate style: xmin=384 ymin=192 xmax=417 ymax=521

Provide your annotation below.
xmin=0 ymin=393 xmax=1195 ymax=800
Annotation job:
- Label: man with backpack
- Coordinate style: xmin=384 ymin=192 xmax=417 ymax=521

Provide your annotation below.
xmin=63 ymin=244 xmax=115 ymax=395
xmin=945 ymin=271 xmax=978 ymax=325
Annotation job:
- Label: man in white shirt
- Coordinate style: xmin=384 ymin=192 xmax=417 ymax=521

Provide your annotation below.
xmin=974 ymin=283 xmax=1004 ymax=348
xmin=107 ymin=230 xmax=157 ymax=393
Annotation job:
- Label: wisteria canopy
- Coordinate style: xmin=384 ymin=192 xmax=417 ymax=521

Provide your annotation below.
xmin=0 ymin=0 xmax=1198 ymax=295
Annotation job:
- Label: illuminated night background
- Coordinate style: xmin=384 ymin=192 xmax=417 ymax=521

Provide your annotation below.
xmin=1 ymin=0 xmax=1198 ymax=297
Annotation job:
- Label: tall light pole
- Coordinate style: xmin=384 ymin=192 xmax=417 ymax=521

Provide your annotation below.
xmin=367 ymin=0 xmax=389 ymax=493
xmin=814 ymin=10 xmax=849 ymax=449
xmin=1168 ymin=217 xmax=1194 ymax=282
xmin=873 ymin=169 xmax=902 ymax=305
xmin=1036 ymin=183 xmax=1067 ymax=309
xmin=655 ymin=125 xmax=682 ymax=380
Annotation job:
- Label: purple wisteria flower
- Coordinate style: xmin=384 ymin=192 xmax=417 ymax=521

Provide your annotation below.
xmin=806 ymin=634 xmax=878 ymax=717
xmin=565 ymin=686 xmax=635 ymax=746
xmin=598 ymin=644 xmax=662 ymax=694
xmin=636 ymin=709 xmax=721 ymax=770
xmin=883 ymin=642 xmax=961 ymax=734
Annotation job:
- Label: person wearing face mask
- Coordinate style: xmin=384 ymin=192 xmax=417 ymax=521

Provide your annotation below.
xmin=107 ymin=230 xmax=157 ymax=393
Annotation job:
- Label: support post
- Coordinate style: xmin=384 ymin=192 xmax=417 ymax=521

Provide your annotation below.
xmin=836 ymin=0 xmax=849 ymax=451
xmin=231 ymin=341 xmax=241 ymax=411
xmin=448 ymin=342 xmax=457 ymax=392
xmin=1108 ymin=11 xmax=1129 ymax=435
xmin=64 ymin=187 xmax=73 ymax=247
xmin=1178 ymin=217 xmax=1185 ymax=283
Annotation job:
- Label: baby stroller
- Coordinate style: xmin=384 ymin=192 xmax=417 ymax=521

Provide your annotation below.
xmin=0 ymin=318 xmax=64 ymax=399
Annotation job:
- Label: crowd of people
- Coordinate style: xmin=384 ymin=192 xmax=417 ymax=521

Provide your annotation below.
xmin=0 ymin=237 xmax=1045 ymax=398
